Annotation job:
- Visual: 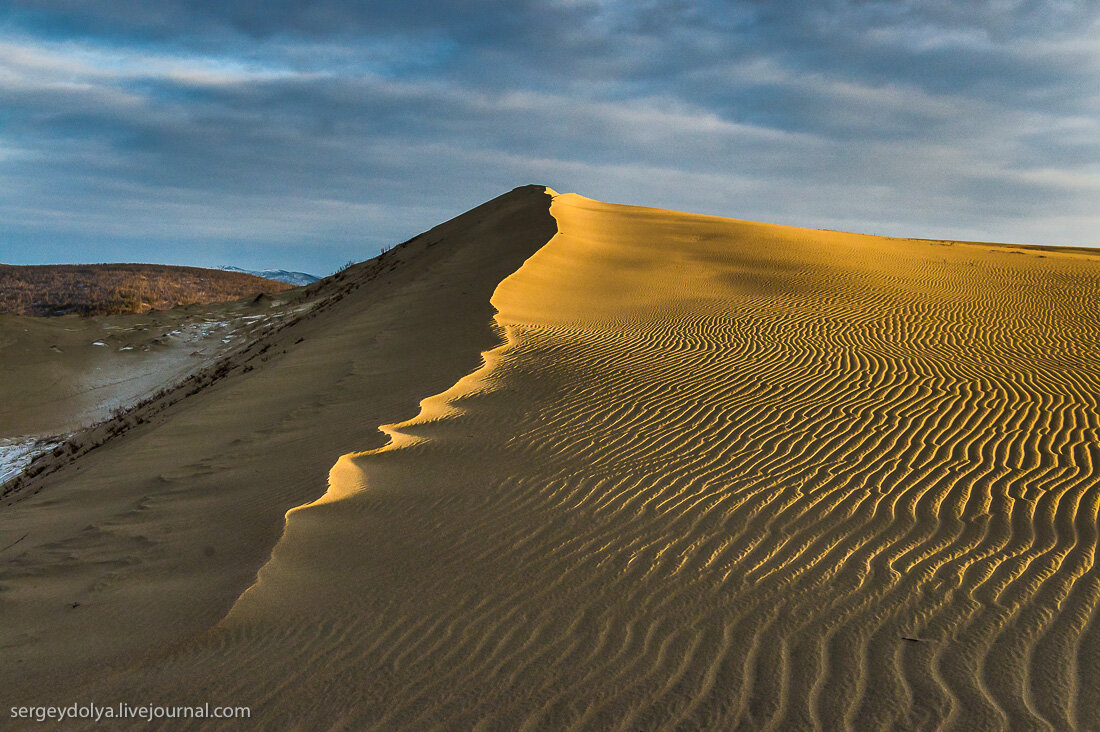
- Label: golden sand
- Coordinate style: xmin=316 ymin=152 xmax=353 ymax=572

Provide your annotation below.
xmin=3 ymin=187 xmax=1100 ymax=729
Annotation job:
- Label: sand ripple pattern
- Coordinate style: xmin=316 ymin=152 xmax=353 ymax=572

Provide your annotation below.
xmin=103 ymin=194 xmax=1100 ymax=730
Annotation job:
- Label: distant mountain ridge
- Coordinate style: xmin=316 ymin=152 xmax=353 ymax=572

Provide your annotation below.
xmin=0 ymin=263 xmax=293 ymax=316
xmin=220 ymin=266 xmax=319 ymax=286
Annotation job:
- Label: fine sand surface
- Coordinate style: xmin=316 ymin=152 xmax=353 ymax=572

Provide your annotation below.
xmin=4 ymin=186 xmax=1100 ymax=729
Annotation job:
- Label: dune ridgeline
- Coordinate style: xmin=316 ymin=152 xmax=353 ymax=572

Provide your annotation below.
xmin=3 ymin=185 xmax=1100 ymax=729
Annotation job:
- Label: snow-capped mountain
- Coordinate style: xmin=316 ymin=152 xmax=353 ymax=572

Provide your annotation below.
xmin=220 ymin=266 xmax=320 ymax=286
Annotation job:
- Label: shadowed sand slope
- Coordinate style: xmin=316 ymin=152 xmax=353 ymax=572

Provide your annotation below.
xmin=9 ymin=190 xmax=1100 ymax=729
xmin=0 ymin=186 xmax=557 ymax=710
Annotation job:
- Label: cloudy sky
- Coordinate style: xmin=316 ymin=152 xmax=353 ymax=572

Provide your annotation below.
xmin=2 ymin=1 xmax=1098 ymax=275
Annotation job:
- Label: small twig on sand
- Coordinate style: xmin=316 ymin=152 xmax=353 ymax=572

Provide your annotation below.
xmin=0 ymin=533 xmax=29 ymax=553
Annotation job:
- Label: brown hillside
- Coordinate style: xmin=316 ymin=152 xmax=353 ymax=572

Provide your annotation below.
xmin=0 ymin=262 xmax=294 ymax=316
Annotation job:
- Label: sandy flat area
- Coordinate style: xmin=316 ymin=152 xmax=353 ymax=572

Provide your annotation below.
xmin=3 ymin=186 xmax=1100 ymax=729
xmin=0 ymin=296 xmax=309 ymax=439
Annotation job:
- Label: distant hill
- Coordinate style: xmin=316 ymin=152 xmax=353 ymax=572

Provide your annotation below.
xmin=0 ymin=263 xmax=294 ymax=316
xmin=220 ymin=266 xmax=319 ymax=286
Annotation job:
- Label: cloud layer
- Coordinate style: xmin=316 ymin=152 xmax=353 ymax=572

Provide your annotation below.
xmin=2 ymin=1 xmax=1098 ymax=273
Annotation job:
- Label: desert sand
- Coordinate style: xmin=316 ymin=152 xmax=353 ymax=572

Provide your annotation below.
xmin=3 ymin=185 xmax=1100 ymax=729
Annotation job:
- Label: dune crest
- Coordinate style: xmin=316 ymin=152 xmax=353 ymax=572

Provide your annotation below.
xmin=0 ymin=185 xmax=558 ymax=713
xmin=9 ymin=188 xmax=1100 ymax=730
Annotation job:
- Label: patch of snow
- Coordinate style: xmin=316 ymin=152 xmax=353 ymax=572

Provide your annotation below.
xmin=0 ymin=437 xmax=64 ymax=484
xmin=220 ymin=265 xmax=320 ymax=286
xmin=91 ymin=341 xmax=107 ymax=346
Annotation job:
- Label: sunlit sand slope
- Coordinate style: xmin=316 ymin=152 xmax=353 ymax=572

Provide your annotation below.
xmin=81 ymin=194 xmax=1100 ymax=729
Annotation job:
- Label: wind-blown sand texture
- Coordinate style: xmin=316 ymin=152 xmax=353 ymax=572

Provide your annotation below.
xmin=3 ymin=186 xmax=1100 ymax=730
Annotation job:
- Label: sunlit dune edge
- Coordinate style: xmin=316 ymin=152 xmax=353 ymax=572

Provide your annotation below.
xmin=0 ymin=185 xmax=558 ymax=718
xmin=5 ymin=187 xmax=1100 ymax=730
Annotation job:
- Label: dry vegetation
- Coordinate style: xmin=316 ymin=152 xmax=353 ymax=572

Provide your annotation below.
xmin=0 ymin=263 xmax=294 ymax=316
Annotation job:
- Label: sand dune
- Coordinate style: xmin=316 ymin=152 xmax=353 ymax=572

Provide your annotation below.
xmin=4 ymin=187 xmax=1100 ymax=729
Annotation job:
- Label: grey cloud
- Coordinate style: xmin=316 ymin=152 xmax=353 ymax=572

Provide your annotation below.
xmin=0 ymin=1 xmax=1097 ymax=274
